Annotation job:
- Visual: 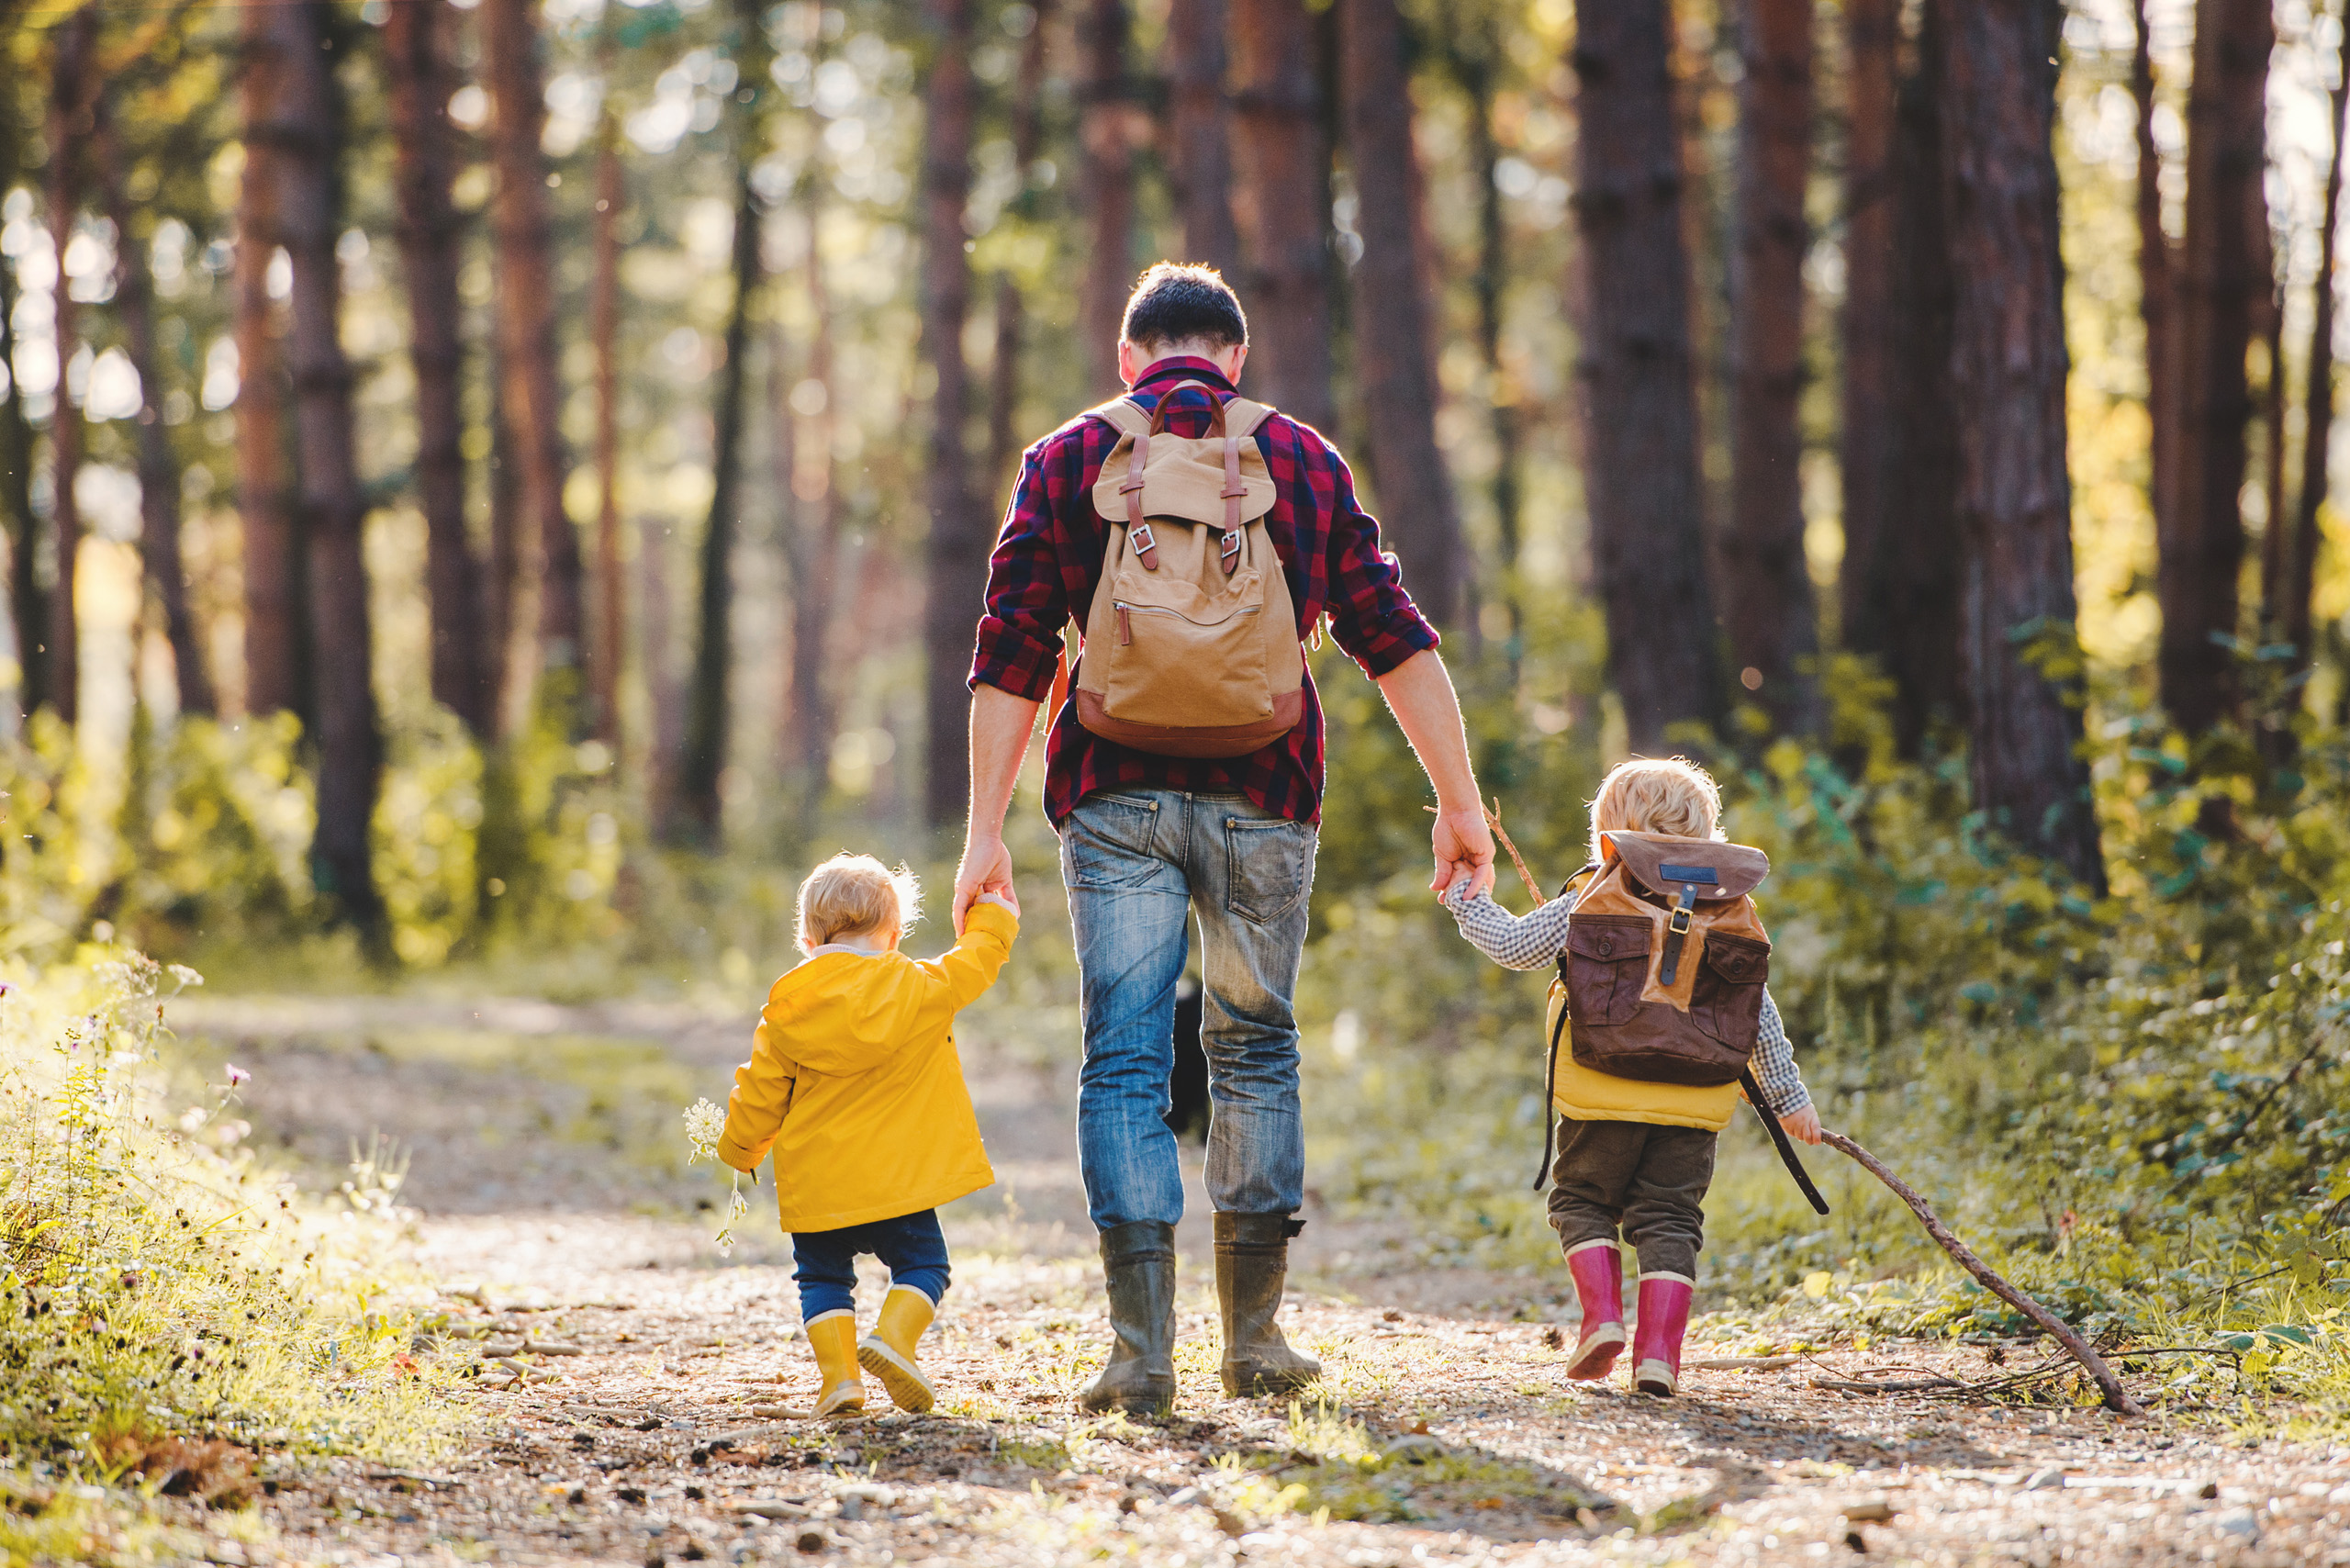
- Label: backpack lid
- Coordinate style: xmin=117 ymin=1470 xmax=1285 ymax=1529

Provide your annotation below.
xmin=1599 ymin=831 xmax=1769 ymax=902
xmin=1086 ymin=386 xmax=1277 ymax=532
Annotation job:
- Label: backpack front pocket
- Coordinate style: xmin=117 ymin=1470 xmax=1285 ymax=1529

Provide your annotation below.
xmin=1691 ymin=931 xmax=1770 ymax=1047
xmin=1099 ymin=590 xmax=1271 ymax=729
xmin=1562 ymin=914 xmax=1652 ymax=1027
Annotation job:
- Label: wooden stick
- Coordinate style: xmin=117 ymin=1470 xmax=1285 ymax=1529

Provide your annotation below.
xmin=1820 ymin=1130 xmax=2144 ymax=1417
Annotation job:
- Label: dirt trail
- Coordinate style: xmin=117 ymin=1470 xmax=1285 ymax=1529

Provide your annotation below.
xmin=165 ymin=994 xmax=2348 ymax=1567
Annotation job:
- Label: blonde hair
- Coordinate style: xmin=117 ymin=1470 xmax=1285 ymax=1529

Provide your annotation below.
xmin=1588 ymin=756 xmax=1724 ymax=862
xmin=796 ymin=853 xmax=920 ymax=947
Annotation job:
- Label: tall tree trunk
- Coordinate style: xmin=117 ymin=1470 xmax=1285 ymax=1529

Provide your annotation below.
xmin=1077 ymin=0 xmax=1135 ymax=395
xmin=590 ymin=76 xmax=625 ymax=751
xmin=0 ymin=0 xmax=40 ymax=730
xmin=987 ymin=0 xmax=1051 ymax=494
xmin=1722 ymin=0 xmax=1818 ymax=734
xmin=274 ymin=0 xmax=384 ymax=928
xmin=238 ymin=0 xmax=299 ymax=722
xmin=482 ymin=0 xmax=584 ymax=726
xmin=486 ymin=353 xmax=521 ymax=723
xmin=2284 ymin=9 xmax=2350 ymax=671
xmin=385 ymin=0 xmax=491 ymax=736
xmin=787 ymin=174 xmax=841 ymax=786
xmin=2132 ymin=0 xmax=2182 ymax=596
xmin=1838 ymin=0 xmax=1897 ymax=664
xmin=93 ymin=93 xmax=216 ymax=718
xmin=1340 ymin=0 xmax=1463 ymax=628
xmin=1452 ymin=31 xmax=1521 ymax=662
xmin=1570 ymin=0 xmax=1721 ymax=750
xmin=1232 ymin=0 xmax=1335 ymax=432
xmin=921 ymin=0 xmax=980 ymax=828
xmin=2164 ymin=0 xmax=2271 ymax=735
xmin=1167 ymin=0 xmax=1240 ymax=276
xmin=678 ymin=0 xmax=770 ymax=842
xmin=1937 ymin=0 xmax=2103 ymax=890
xmin=42 ymin=6 xmax=95 ymax=725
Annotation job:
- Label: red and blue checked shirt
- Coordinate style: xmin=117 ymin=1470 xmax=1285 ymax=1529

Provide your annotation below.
xmin=967 ymin=358 xmax=1441 ymax=826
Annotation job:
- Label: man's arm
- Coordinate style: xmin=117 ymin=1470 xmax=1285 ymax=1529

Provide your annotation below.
xmin=1373 ymin=649 xmax=1495 ymax=900
xmin=952 ymin=684 xmax=1042 ymax=933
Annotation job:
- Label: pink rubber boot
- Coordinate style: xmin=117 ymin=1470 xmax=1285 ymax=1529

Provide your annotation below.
xmin=1632 ymin=1272 xmax=1695 ymax=1396
xmin=1562 ymin=1240 xmax=1627 ymax=1381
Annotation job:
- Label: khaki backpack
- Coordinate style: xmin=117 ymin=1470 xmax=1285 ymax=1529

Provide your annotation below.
xmin=1070 ymin=383 xmax=1306 ymax=758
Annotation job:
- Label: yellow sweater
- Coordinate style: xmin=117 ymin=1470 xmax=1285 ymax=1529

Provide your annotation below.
xmin=716 ymin=902 xmax=1015 ymax=1232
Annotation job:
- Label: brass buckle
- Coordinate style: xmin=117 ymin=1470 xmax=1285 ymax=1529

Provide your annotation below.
xmin=1668 ymin=907 xmax=1693 ymax=935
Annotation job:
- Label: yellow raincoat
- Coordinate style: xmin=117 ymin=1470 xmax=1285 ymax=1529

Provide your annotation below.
xmin=716 ymin=901 xmax=1016 ymax=1232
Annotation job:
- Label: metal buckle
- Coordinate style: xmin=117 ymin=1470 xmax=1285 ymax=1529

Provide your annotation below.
xmin=1220 ymin=530 xmax=1241 ymax=569
xmin=1668 ymin=907 xmax=1693 ymax=935
xmin=1129 ymin=522 xmax=1158 ymax=569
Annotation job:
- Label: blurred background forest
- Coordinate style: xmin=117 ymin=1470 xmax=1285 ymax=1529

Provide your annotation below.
xmin=3 ymin=0 xmax=2350 ymax=1381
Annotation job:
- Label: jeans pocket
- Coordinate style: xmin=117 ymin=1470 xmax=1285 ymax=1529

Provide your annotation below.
xmin=1061 ymin=791 xmax=1162 ymax=889
xmin=1224 ymin=815 xmax=1313 ymax=924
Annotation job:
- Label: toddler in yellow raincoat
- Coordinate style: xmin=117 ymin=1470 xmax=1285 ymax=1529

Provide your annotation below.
xmin=716 ymin=853 xmax=1019 ymax=1416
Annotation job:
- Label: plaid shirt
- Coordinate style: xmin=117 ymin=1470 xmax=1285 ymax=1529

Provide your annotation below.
xmin=967 ymin=358 xmax=1440 ymax=825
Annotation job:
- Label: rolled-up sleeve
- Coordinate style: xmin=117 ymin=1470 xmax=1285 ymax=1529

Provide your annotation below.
xmin=968 ymin=446 xmax=1069 ymax=701
xmin=1321 ymin=452 xmax=1440 ymax=678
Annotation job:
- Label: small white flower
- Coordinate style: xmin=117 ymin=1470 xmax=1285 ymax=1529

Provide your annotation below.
xmin=683 ymin=1097 xmax=726 ymax=1166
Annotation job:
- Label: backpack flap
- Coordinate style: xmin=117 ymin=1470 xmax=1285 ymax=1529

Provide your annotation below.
xmin=1087 ymin=387 xmax=1276 ymax=562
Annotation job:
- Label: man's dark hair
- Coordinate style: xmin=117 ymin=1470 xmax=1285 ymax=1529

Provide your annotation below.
xmin=1120 ymin=263 xmax=1248 ymax=351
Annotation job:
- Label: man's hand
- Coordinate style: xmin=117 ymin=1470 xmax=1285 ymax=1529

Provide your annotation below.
xmin=952 ymin=834 xmax=1016 ymax=935
xmin=1430 ymin=801 xmax=1495 ymax=902
xmin=1780 ymin=1104 xmax=1822 ymax=1146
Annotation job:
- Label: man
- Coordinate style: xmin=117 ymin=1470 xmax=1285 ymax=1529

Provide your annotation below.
xmin=953 ymin=263 xmax=1494 ymax=1412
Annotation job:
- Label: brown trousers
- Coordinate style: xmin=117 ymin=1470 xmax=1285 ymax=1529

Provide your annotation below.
xmin=1546 ymin=1118 xmax=1716 ymax=1279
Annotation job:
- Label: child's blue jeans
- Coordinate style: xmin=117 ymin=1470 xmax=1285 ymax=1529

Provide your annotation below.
xmin=789 ymin=1209 xmax=950 ymax=1320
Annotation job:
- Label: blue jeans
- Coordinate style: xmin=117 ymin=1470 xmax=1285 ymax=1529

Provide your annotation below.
xmin=789 ymin=1210 xmax=950 ymax=1320
xmin=1060 ymin=787 xmax=1315 ymax=1229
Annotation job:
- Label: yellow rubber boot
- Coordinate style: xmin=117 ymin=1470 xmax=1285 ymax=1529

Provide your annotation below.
xmin=805 ymin=1311 xmax=866 ymax=1417
xmin=857 ymin=1285 xmax=937 ymax=1413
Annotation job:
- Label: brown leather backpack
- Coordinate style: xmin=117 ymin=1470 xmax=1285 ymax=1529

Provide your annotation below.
xmin=1071 ymin=384 xmax=1305 ymax=758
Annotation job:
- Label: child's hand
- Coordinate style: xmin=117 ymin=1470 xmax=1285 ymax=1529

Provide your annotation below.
xmin=1779 ymin=1104 xmax=1821 ymax=1146
xmin=975 ymin=884 xmax=1022 ymax=920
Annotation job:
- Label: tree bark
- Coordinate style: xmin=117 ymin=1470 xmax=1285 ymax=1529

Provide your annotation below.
xmin=1340 ymin=0 xmax=1463 ymax=629
xmin=42 ymin=6 xmax=95 ymax=725
xmin=1232 ymin=0 xmax=1335 ymax=432
xmin=2132 ymin=0 xmax=2182 ymax=602
xmin=482 ymin=0 xmax=584 ymax=726
xmin=1848 ymin=14 xmax=1965 ymax=757
xmin=590 ymin=91 xmax=625 ymax=751
xmin=987 ymin=0 xmax=1051 ymax=495
xmin=1077 ymin=0 xmax=1135 ymax=396
xmin=238 ymin=0 xmax=299 ymax=722
xmin=2164 ymin=0 xmax=2271 ymax=734
xmin=677 ymin=0 xmax=770 ymax=843
xmin=1570 ymin=0 xmax=1721 ymax=751
xmin=93 ymin=91 xmax=216 ymax=718
xmin=2283 ymin=12 xmax=2350 ymax=670
xmin=1167 ymin=0 xmax=1241 ymax=276
xmin=1837 ymin=0 xmax=1897 ymax=667
xmin=921 ymin=0 xmax=980 ymax=828
xmin=385 ymin=0 xmax=492 ymax=737
xmin=786 ymin=174 xmax=841 ymax=786
xmin=1722 ymin=0 xmax=1818 ymax=734
xmin=1936 ymin=0 xmax=2103 ymax=890
xmin=0 ymin=0 xmax=42 ymax=728
xmin=486 ymin=349 xmax=522 ymax=725
xmin=1452 ymin=29 xmax=1521 ymax=660
xmin=274 ymin=0 xmax=384 ymax=928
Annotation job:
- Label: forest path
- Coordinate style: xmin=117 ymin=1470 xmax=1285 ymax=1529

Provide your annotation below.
xmin=166 ymin=993 xmax=2346 ymax=1568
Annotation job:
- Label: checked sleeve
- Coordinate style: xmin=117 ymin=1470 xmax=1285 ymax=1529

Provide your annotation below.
xmin=968 ymin=448 xmax=1071 ymax=702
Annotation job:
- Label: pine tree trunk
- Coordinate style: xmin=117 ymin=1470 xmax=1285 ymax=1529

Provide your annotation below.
xmin=987 ymin=0 xmax=1051 ymax=493
xmin=1077 ymin=0 xmax=1135 ymax=395
xmin=2164 ymin=0 xmax=2271 ymax=734
xmin=2285 ymin=14 xmax=2350 ymax=671
xmin=678 ymin=0 xmax=770 ymax=842
xmin=93 ymin=93 xmax=216 ymax=718
xmin=922 ymin=0 xmax=980 ymax=827
xmin=1837 ymin=0 xmax=1897 ymax=674
xmin=1167 ymin=0 xmax=1240 ymax=276
xmin=0 ymin=0 xmax=43 ymax=727
xmin=42 ymin=7 xmax=95 ymax=725
xmin=1722 ymin=0 xmax=1818 ymax=734
xmin=1570 ymin=0 xmax=1721 ymax=750
xmin=486 ymin=355 xmax=521 ymax=726
xmin=2132 ymin=0 xmax=2182 ymax=586
xmin=787 ymin=174 xmax=841 ymax=786
xmin=237 ymin=0 xmax=299 ymax=722
xmin=385 ymin=0 xmax=491 ymax=736
xmin=1454 ymin=34 xmax=1521 ymax=659
xmin=1232 ymin=0 xmax=1334 ymax=432
xmin=1340 ymin=0 xmax=1462 ymax=628
xmin=1937 ymin=0 xmax=2103 ymax=890
xmin=482 ymin=0 xmax=584 ymax=723
xmin=590 ymin=95 xmax=625 ymax=750
xmin=275 ymin=0 xmax=384 ymax=928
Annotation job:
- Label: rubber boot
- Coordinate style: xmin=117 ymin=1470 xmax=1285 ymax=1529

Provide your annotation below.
xmin=1214 ymin=1213 xmax=1322 ymax=1397
xmin=1631 ymin=1272 xmax=1695 ymax=1397
xmin=1078 ymin=1220 xmax=1178 ymax=1415
xmin=857 ymin=1284 xmax=937 ymax=1413
xmin=805 ymin=1311 xmax=866 ymax=1417
xmin=1562 ymin=1240 xmax=1628 ymax=1381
